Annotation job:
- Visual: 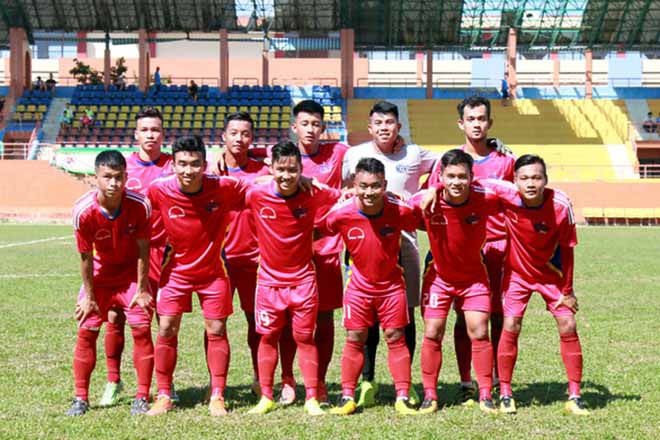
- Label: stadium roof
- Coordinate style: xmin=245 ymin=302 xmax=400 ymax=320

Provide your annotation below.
xmin=1 ymin=0 xmax=660 ymax=51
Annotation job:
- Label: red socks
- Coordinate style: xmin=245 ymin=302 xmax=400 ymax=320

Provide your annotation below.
xmin=257 ymin=333 xmax=279 ymax=400
xmin=496 ymin=329 xmax=519 ymax=397
xmin=386 ymin=336 xmax=411 ymax=398
xmin=154 ymin=334 xmax=178 ymax=397
xmin=279 ymin=324 xmax=296 ymax=383
xmin=560 ymin=332 xmax=583 ymax=397
xmin=293 ymin=331 xmax=319 ymax=400
xmin=206 ymin=332 xmax=230 ymax=397
xmin=421 ymin=337 xmax=442 ymax=400
xmin=315 ymin=318 xmax=334 ymax=387
xmin=245 ymin=313 xmax=261 ymax=380
xmin=454 ymin=322 xmax=472 ymax=383
xmin=73 ymin=328 xmax=99 ymax=400
xmin=131 ymin=326 xmax=154 ymax=400
xmin=471 ymin=338 xmax=494 ymax=400
xmin=340 ymin=339 xmax=364 ymax=398
xmin=104 ymin=321 xmax=124 ymax=383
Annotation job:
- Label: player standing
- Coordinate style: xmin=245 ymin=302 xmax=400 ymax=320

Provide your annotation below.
xmin=146 ymin=136 xmax=249 ymax=416
xmin=324 ymin=158 xmax=418 ymax=416
xmin=100 ymin=107 xmax=173 ymax=406
xmin=246 ymin=141 xmax=341 ymax=416
xmin=68 ymin=150 xmax=154 ymax=416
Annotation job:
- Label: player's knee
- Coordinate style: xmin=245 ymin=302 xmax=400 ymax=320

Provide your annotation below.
xmin=347 ymin=329 xmax=368 ymax=344
xmin=467 ymin=324 xmax=489 ymax=341
xmin=158 ymin=318 xmax=180 ymax=337
xmin=292 ymin=330 xmax=314 ymax=345
xmin=503 ymin=317 xmax=522 ymax=333
xmin=205 ymin=318 xmax=227 ymax=336
xmin=423 ymin=321 xmax=444 ymax=340
xmin=383 ymin=327 xmax=404 ymax=343
xmin=556 ymin=316 xmax=577 ymax=335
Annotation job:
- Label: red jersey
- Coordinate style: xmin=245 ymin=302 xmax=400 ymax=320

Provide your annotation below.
xmin=126 ymin=152 xmax=173 ymax=249
xmin=427 ymin=147 xmax=515 ymax=242
xmin=410 ymin=182 xmax=502 ymax=285
xmin=302 ymin=142 xmax=349 ymax=256
xmin=147 ymin=174 xmax=249 ymax=283
xmin=322 ymin=195 xmax=417 ymax=296
xmin=246 ymin=181 xmax=341 ymax=287
xmin=73 ymin=189 xmax=152 ymax=286
xmin=223 ymin=158 xmax=270 ymax=264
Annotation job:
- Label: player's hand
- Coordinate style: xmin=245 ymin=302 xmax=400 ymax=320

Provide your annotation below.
xmin=210 ymin=150 xmax=226 ymax=176
xmin=487 ymin=138 xmax=511 ymax=155
xmin=339 ymin=187 xmax=355 ymax=201
xmin=393 ymin=135 xmax=406 ymax=153
xmin=420 ymin=189 xmax=438 ymax=212
xmin=299 ymin=176 xmax=321 ymax=192
xmin=254 ymin=174 xmax=274 ymax=184
xmin=553 ymin=293 xmax=579 ymax=314
xmin=130 ymin=289 xmax=155 ymax=315
xmin=75 ymin=297 xmax=99 ymax=323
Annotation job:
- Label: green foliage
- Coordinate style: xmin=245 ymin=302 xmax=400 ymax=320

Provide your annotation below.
xmin=68 ymin=58 xmax=128 ymax=86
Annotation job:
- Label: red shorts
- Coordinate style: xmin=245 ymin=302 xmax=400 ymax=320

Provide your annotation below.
xmin=314 ymin=252 xmax=343 ymax=311
xmin=148 ymin=246 xmax=165 ymax=296
xmin=342 ymin=287 xmax=409 ymax=330
xmin=502 ymin=273 xmax=575 ymax=318
xmin=78 ymin=282 xmax=153 ymax=329
xmin=226 ymin=259 xmax=258 ymax=313
xmin=255 ymin=278 xmax=318 ymax=335
xmin=421 ymin=273 xmax=491 ymax=319
xmin=157 ymin=276 xmax=232 ymax=320
xmin=483 ymin=239 xmax=507 ymax=314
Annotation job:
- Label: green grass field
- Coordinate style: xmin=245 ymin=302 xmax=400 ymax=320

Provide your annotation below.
xmin=0 ymin=224 xmax=658 ymax=439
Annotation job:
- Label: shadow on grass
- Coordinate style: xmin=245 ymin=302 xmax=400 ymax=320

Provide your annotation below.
xmin=511 ymin=381 xmax=640 ymax=409
xmin=170 ymin=384 xmax=261 ymax=410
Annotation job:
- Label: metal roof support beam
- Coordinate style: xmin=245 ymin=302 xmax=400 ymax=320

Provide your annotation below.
xmin=219 ymin=28 xmax=228 ymax=92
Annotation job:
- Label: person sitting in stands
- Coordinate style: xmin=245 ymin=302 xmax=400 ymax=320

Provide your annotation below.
xmin=34 ymin=76 xmax=45 ymax=92
xmin=81 ymin=108 xmax=95 ymax=129
xmin=643 ymin=112 xmax=656 ymax=133
xmin=46 ymin=73 xmax=57 ymax=94
xmin=189 ymin=80 xmax=199 ymax=102
xmin=60 ymin=105 xmax=74 ymax=128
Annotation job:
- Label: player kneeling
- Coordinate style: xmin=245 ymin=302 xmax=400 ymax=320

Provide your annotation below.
xmin=323 ymin=158 xmax=418 ymax=416
xmin=68 ymin=150 xmax=154 ymax=416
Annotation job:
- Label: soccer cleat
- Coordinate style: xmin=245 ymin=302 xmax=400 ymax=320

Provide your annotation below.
xmin=209 ymin=395 xmax=228 ymax=417
xmin=479 ymin=398 xmax=498 ymax=415
xmin=356 ymin=380 xmax=379 ymax=408
xmin=499 ymin=396 xmax=517 ymax=415
xmin=564 ymin=397 xmax=590 ymax=416
xmin=330 ymin=397 xmax=357 ymax=416
xmin=247 ymin=396 xmax=276 ymax=415
xmin=418 ymin=399 xmax=438 ymax=415
xmin=304 ymin=398 xmax=326 ymax=416
xmin=170 ymin=383 xmax=180 ymax=404
xmin=459 ymin=382 xmax=477 ymax=407
xmin=251 ymin=380 xmax=261 ymax=398
xmin=394 ymin=397 xmax=418 ymax=415
xmin=278 ymin=378 xmax=296 ymax=406
xmin=130 ymin=397 xmax=150 ymax=416
xmin=317 ymin=382 xmax=330 ymax=407
xmin=408 ymin=386 xmax=421 ymax=406
xmin=66 ymin=398 xmax=89 ymax=417
xmin=146 ymin=394 xmax=173 ymax=416
xmin=99 ymin=381 xmax=123 ymax=407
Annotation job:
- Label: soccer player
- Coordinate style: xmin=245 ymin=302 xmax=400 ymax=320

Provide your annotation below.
xmin=324 ymin=158 xmax=418 ymax=416
xmin=100 ymin=107 xmax=173 ymax=407
xmin=410 ymin=149 xmax=501 ymax=415
xmin=342 ymin=100 xmax=436 ymax=406
xmin=216 ymin=111 xmax=269 ymax=394
xmin=274 ymin=99 xmax=349 ymax=405
xmin=427 ymin=96 xmax=515 ymax=403
xmin=68 ymin=150 xmax=154 ymax=416
xmin=492 ymin=154 xmax=587 ymax=415
xmin=146 ymin=136 xmax=249 ymax=417
xmin=246 ymin=141 xmax=341 ymax=416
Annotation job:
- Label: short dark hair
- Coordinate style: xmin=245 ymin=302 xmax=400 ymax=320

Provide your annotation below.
xmin=293 ymin=100 xmax=324 ymax=119
xmin=369 ymin=101 xmax=399 ymax=120
xmin=172 ymin=135 xmax=206 ymax=161
xmin=95 ymin=150 xmax=126 ymax=170
xmin=441 ymin=148 xmax=473 ymax=174
xmin=514 ymin=154 xmax=547 ymax=178
xmin=225 ymin=111 xmax=254 ymax=131
xmin=271 ymin=140 xmax=301 ymax=165
xmin=136 ymin=107 xmax=163 ymax=123
xmin=355 ymin=157 xmax=385 ymax=176
xmin=457 ymin=95 xmax=491 ymax=120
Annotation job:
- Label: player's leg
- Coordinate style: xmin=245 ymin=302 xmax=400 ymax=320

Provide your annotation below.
xmin=204 ymin=317 xmax=230 ymax=416
xmin=497 ymin=316 xmax=523 ymax=414
xmin=463 ymin=309 xmax=496 ymax=414
xmin=484 ymin=239 xmax=507 ymax=386
xmin=244 ymin=311 xmax=261 ymax=394
xmin=278 ymin=322 xmax=297 ymax=405
xmin=453 ymin=310 xmax=475 ymax=403
xmin=148 ymin=313 xmax=182 ymax=416
xmin=331 ymin=328 xmax=367 ymax=415
xmin=357 ymin=323 xmax=380 ymax=407
xmin=101 ymin=308 xmax=125 ymax=407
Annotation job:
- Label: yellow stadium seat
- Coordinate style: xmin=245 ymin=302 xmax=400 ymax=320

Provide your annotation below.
xmin=205 ymin=113 xmax=215 ymax=121
xmin=118 ymin=113 xmax=128 ymax=120
xmin=182 ymin=120 xmax=192 ymax=129
xmin=16 ymin=104 xmax=26 ymax=112
xmin=193 ymin=121 xmax=203 ymax=129
xmin=174 ymin=106 xmax=184 ymax=113
xmin=107 ymin=113 xmax=117 ymax=121
xmin=110 ymin=105 xmax=119 ymax=113
xmin=116 ymin=120 xmax=126 ymax=129
xmin=105 ymin=120 xmax=115 ymax=128
xmin=171 ymin=120 xmax=181 ymax=129
xmin=99 ymin=105 xmax=108 ymax=112
xmin=163 ymin=106 xmax=173 ymax=114
xmin=183 ymin=114 xmax=193 ymax=121
xmin=27 ymin=104 xmax=36 ymax=112
xmin=195 ymin=106 xmax=205 ymax=113
xmin=194 ymin=114 xmax=203 ymax=121
xmin=131 ymin=105 xmax=140 ymax=113
xmin=217 ymin=106 xmax=227 ymax=113
xmin=172 ymin=113 xmax=182 ymax=121
xmin=38 ymin=104 xmax=47 ymax=112
xmin=228 ymin=106 xmax=238 ymax=113
xmin=128 ymin=120 xmax=136 ymax=129
xmin=96 ymin=113 xmax=106 ymax=121
xmin=204 ymin=120 xmax=215 ymax=129
xmin=120 ymin=105 xmax=130 ymax=113
xmin=185 ymin=106 xmax=195 ymax=113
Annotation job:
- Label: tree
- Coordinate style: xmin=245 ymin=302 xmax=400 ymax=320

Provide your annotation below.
xmin=68 ymin=59 xmax=103 ymax=85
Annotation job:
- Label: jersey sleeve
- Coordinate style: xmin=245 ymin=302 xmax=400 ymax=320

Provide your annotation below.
xmin=317 ymin=207 xmax=339 ymax=237
xmin=558 ymin=205 xmax=578 ymax=248
xmin=134 ymin=198 xmax=152 ymax=241
xmin=419 ymin=146 xmax=439 ymax=174
xmin=480 ymin=178 xmax=519 ymax=208
xmin=74 ymin=214 xmax=94 ymax=254
xmin=224 ymin=176 xmax=250 ymax=211
xmin=399 ymin=204 xmax=418 ymax=231
xmin=406 ymin=191 xmax=428 ymax=230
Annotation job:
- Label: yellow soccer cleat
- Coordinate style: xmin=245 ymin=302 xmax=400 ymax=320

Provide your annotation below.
xmin=564 ymin=397 xmax=590 ymax=416
xmin=209 ymin=395 xmax=228 ymax=417
xmin=330 ymin=397 xmax=357 ymax=416
xmin=418 ymin=399 xmax=438 ymax=415
xmin=479 ymin=398 xmax=498 ymax=415
xmin=146 ymin=394 xmax=173 ymax=416
xmin=304 ymin=398 xmax=326 ymax=416
xmin=460 ymin=382 xmax=477 ymax=407
xmin=394 ymin=397 xmax=418 ymax=415
xmin=356 ymin=380 xmax=379 ymax=408
xmin=499 ymin=396 xmax=517 ymax=415
xmin=247 ymin=396 xmax=276 ymax=415
xmin=408 ymin=386 xmax=421 ymax=406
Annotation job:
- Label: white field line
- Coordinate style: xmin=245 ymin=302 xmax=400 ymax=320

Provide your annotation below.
xmin=0 ymin=235 xmax=71 ymax=249
xmin=0 ymin=273 xmax=78 ymax=279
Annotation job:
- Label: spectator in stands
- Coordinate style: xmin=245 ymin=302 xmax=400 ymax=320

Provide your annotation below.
xmin=501 ymin=72 xmax=510 ymax=105
xmin=34 ymin=76 xmax=46 ymax=92
xmin=81 ymin=108 xmax=95 ymax=129
xmin=60 ymin=105 xmax=73 ymax=128
xmin=189 ymin=80 xmax=199 ymax=101
xmin=154 ymin=67 xmax=161 ymax=87
xmin=643 ymin=112 xmax=656 ymax=133
xmin=115 ymin=74 xmax=127 ymax=91
xmin=45 ymin=73 xmax=57 ymax=95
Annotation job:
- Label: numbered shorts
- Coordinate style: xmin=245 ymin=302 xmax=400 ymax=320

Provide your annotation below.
xmin=421 ymin=274 xmax=491 ymax=319
xmin=502 ymin=273 xmax=574 ymax=318
xmin=483 ymin=239 xmax=507 ymax=314
xmin=78 ymin=282 xmax=152 ymax=329
xmin=157 ymin=276 xmax=232 ymax=320
xmin=226 ymin=259 xmax=258 ymax=313
xmin=255 ymin=279 xmax=318 ymax=335
xmin=342 ymin=286 xmax=409 ymax=330
xmin=314 ymin=252 xmax=344 ymax=311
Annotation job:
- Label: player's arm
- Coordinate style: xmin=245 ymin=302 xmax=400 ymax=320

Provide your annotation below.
xmin=130 ymin=238 xmax=154 ymax=314
xmin=553 ymin=245 xmax=578 ymax=313
xmin=75 ymin=252 xmax=99 ymax=322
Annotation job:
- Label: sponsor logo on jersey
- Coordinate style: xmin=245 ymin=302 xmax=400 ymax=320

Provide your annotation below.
xmin=126 ymin=177 xmax=142 ymax=190
xmin=95 ymin=228 xmax=111 ymax=240
xmin=395 ymin=164 xmax=409 ymax=174
xmin=347 ymin=227 xmax=365 ymax=240
xmin=168 ymin=206 xmax=186 ymax=219
xmin=259 ymin=207 xmax=277 ymax=219
xmin=317 ymin=162 xmax=332 ymax=174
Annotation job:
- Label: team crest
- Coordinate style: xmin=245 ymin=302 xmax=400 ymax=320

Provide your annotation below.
xmin=379 ymin=225 xmax=395 ymax=237
xmin=206 ymin=201 xmax=220 ymax=212
xmin=430 ymin=214 xmax=448 ymax=225
xmin=534 ymin=222 xmax=550 ymax=233
xmin=125 ymin=223 xmax=136 ymax=234
xmin=395 ymin=164 xmax=409 ymax=174
xmin=465 ymin=213 xmax=481 ymax=225
xmin=292 ymin=207 xmax=308 ymax=218
xmin=317 ymin=162 xmax=332 ymax=174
